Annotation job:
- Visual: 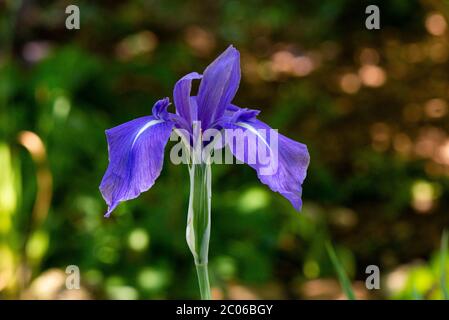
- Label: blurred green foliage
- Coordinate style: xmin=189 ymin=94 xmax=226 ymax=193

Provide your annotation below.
xmin=1 ymin=0 xmax=449 ymax=299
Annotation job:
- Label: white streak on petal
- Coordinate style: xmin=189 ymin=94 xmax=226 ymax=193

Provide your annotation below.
xmin=236 ymin=121 xmax=270 ymax=149
xmin=132 ymin=119 xmax=164 ymax=147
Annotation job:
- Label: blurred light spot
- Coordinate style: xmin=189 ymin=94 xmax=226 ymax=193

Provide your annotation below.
xmin=411 ymin=180 xmax=440 ymax=213
xmin=53 ymin=96 xmax=71 ymax=120
xmin=24 ymin=269 xmax=65 ymax=299
xmin=436 ymin=139 xmax=449 ymax=165
xmin=227 ymin=283 xmax=259 ymax=299
xmin=214 ymin=256 xmax=237 ymax=280
xmin=359 ymin=48 xmax=380 ymax=65
xmin=291 ymin=56 xmax=314 ymax=77
xmin=96 ymin=245 xmax=119 ymax=264
xmin=412 ymin=266 xmax=434 ymax=293
xmin=211 ymin=287 xmax=224 ymax=300
xmin=393 ymin=133 xmax=412 ymax=155
xmin=386 ymin=266 xmax=408 ymax=292
xmin=17 ymin=131 xmax=45 ymax=163
xmin=425 ymin=13 xmax=447 ymax=36
xmin=359 ymin=65 xmax=386 ymax=87
xmin=84 ymin=269 xmax=103 ymax=287
xmin=105 ymin=276 xmax=138 ymax=299
xmin=329 ymin=208 xmax=358 ymax=228
xmin=253 ymin=283 xmax=285 ymax=299
xmin=238 ymin=187 xmax=269 ymax=213
xmin=128 ymin=228 xmax=150 ymax=252
xmin=414 ymin=127 xmax=445 ymax=158
xmin=415 ymin=139 xmax=434 ymax=158
xmin=22 ymin=268 xmax=91 ymax=299
xmin=137 ymin=267 xmax=168 ymax=291
xmin=115 ymin=31 xmax=158 ymax=61
xmin=303 ymin=260 xmax=320 ymax=279
xmin=424 ymin=98 xmax=447 ymax=118
xmin=106 ymin=276 xmax=124 ymax=286
xmin=271 ymin=50 xmax=314 ymax=77
xmin=340 ymin=73 xmax=361 ymax=94
xmin=26 ymin=230 xmax=49 ymax=262
xmin=271 ymin=50 xmax=295 ymax=73
xmin=185 ymin=26 xmax=216 ymax=57
xmin=300 ymin=279 xmax=341 ymax=299
xmin=107 ymin=285 xmax=138 ymax=300
xmin=22 ymin=41 xmax=51 ymax=63
xmin=75 ymin=196 xmax=101 ymax=219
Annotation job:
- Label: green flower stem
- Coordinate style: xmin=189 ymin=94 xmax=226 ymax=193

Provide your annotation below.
xmin=186 ymin=162 xmax=212 ymax=300
xmin=195 ymin=263 xmax=211 ymax=300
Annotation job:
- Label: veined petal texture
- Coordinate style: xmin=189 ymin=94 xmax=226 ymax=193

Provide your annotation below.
xmin=100 ymin=115 xmax=174 ymax=216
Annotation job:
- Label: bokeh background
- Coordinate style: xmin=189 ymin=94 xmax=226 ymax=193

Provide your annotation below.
xmin=1 ymin=0 xmax=449 ymax=300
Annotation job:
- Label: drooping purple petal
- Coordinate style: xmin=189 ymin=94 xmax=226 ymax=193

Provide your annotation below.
xmin=222 ymin=106 xmax=309 ymax=211
xmin=99 ymin=101 xmax=174 ymax=216
xmin=173 ymin=72 xmax=202 ymax=126
xmin=197 ymin=45 xmax=240 ymax=129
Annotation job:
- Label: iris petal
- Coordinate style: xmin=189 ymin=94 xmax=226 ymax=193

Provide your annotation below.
xmin=173 ymin=72 xmax=202 ymax=126
xmin=222 ymin=106 xmax=309 ymax=211
xmin=197 ymin=45 xmax=240 ymax=129
xmin=151 ymin=97 xmax=171 ymax=120
xmin=99 ymin=113 xmax=174 ymax=217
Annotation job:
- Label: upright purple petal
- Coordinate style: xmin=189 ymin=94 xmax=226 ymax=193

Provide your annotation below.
xmin=197 ymin=45 xmax=240 ymax=129
xmin=222 ymin=107 xmax=309 ymax=211
xmin=173 ymin=72 xmax=202 ymax=125
xmin=152 ymin=97 xmax=171 ymax=120
xmin=99 ymin=113 xmax=174 ymax=216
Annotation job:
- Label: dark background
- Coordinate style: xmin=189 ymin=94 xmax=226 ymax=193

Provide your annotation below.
xmin=0 ymin=0 xmax=448 ymax=299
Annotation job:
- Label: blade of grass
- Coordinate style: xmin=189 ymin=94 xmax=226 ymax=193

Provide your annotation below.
xmin=440 ymin=229 xmax=448 ymax=300
xmin=326 ymin=241 xmax=356 ymax=300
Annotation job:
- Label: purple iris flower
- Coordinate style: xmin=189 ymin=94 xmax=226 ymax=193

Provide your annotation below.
xmin=100 ymin=45 xmax=310 ymax=217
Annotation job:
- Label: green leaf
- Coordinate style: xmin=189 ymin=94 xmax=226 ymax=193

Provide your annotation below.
xmin=326 ymin=241 xmax=356 ymax=300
